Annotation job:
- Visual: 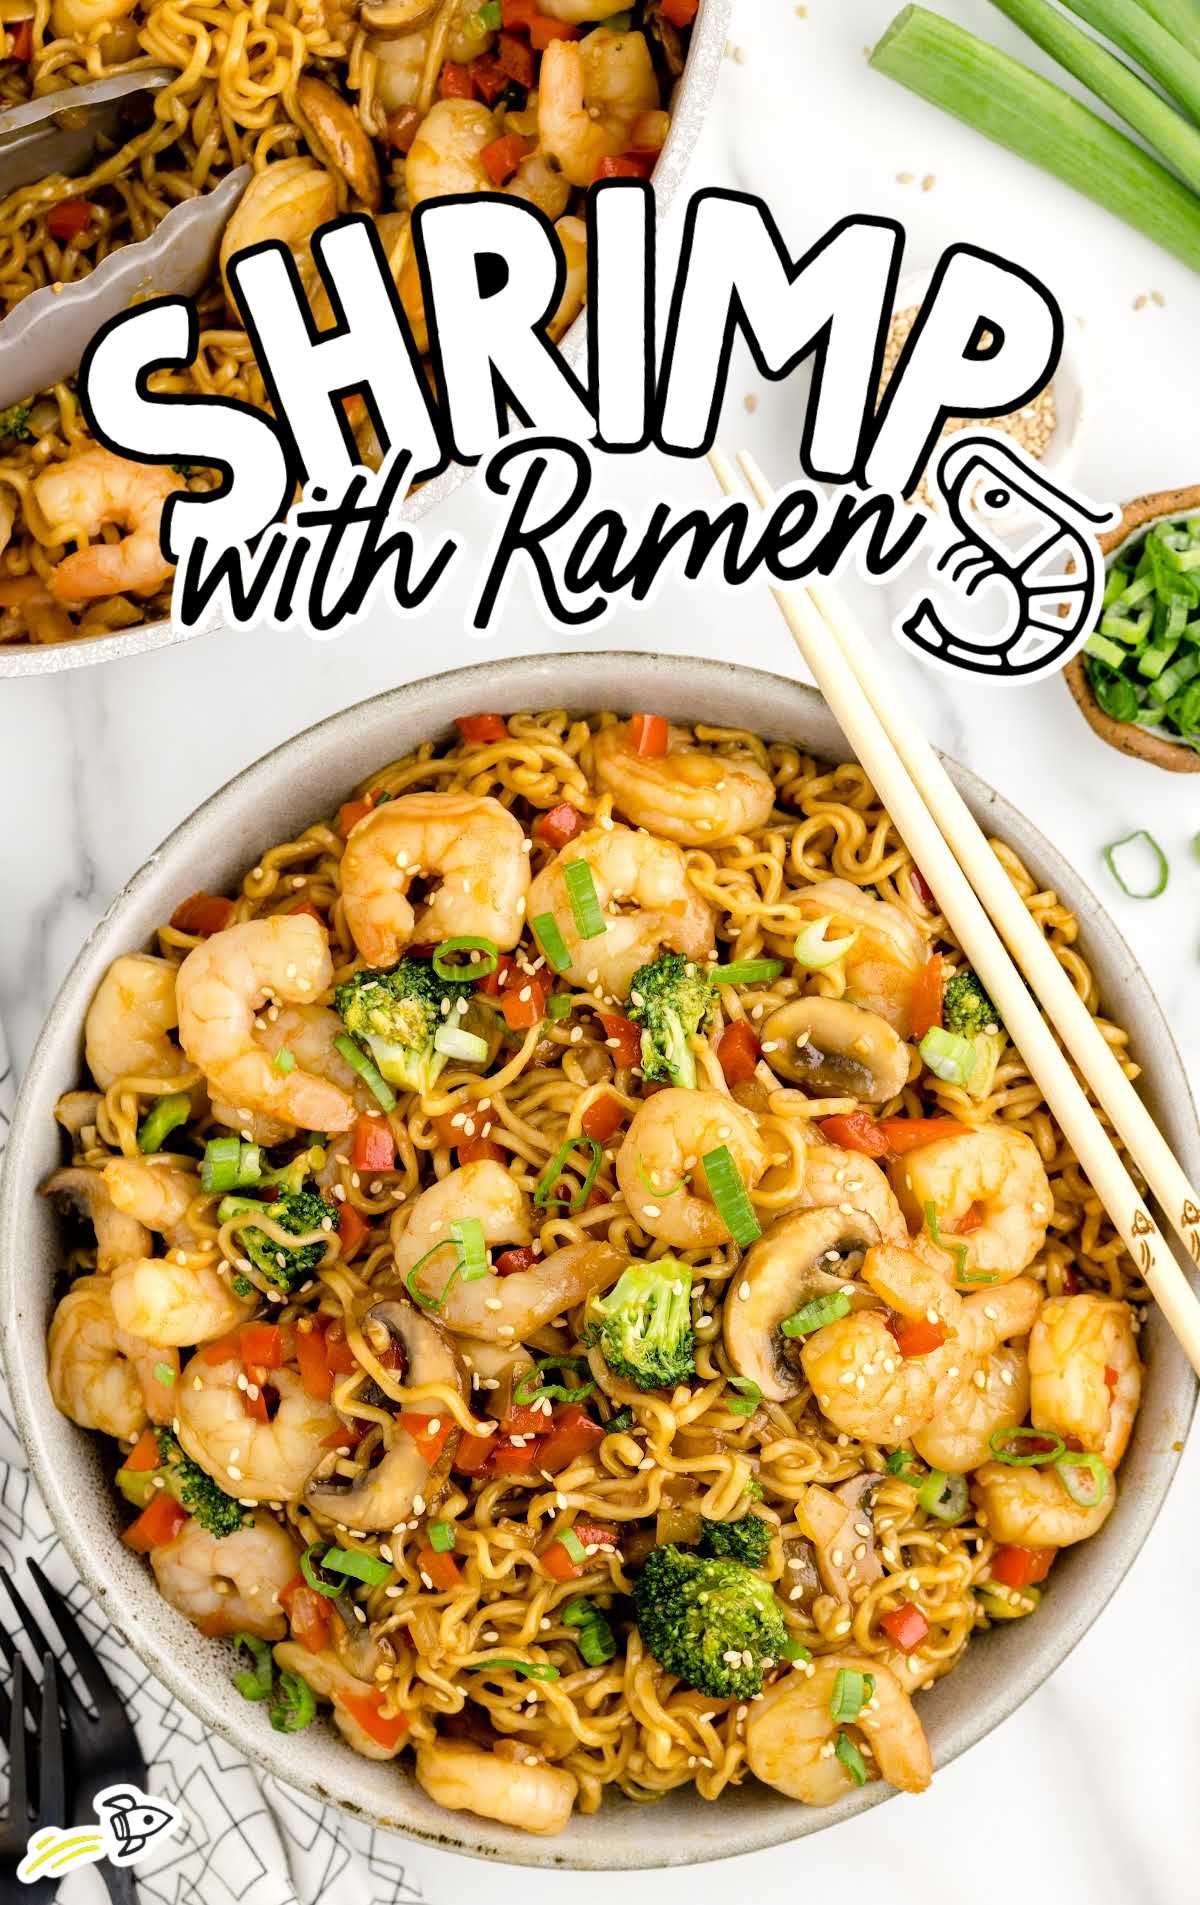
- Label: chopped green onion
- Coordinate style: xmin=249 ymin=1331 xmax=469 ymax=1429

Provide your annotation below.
xmin=604 ymin=1407 xmax=635 ymax=1434
xmin=432 ymin=936 xmax=499 ymax=982
xmin=1055 ymin=1451 xmax=1110 ymax=1507
xmin=452 ymin=1216 xmax=488 ymax=1282
xmin=547 ymin=993 xmax=573 ymax=1021
xmin=1102 ymin=830 xmax=1169 ymax=900
xmin=793 ymin=916 xmax=859 ymax=969
xmin=531 ymin=912 xmax=572 ymax=974
xmin=975 ymin=1580 xmax=1043 ymax=1621
xmin=465 ymin=0 xmax=501 ymax=31
xmin=779 ymin=1637 xmax=813 ymax=1662
xmin=835 ymin=1730 xmax=869 ymax=1787
xmin=152 ymin=1361 xmax=176 ymax=1387
xmin=988 ymin=1425 xmax=1065 ymax=1467
xmin=433 ymin=1025 xmax=489 ymax=1063
xmin=726 ymin=1376 xmax=762 ymax=1417
xmin=202 ymin=1135 xmax=262 ymax=1194
xmin=917 ymin=1469 xmax=969 ymax=1524
xmin=534 ymin=1134 xmax=603 ymax=1211
xmin=428 ymin=1521 xmax=457 ymax=1554
xmin=272 ymin=1046 xmax=296 ymax=1074
xmin=269 ymin=1670 xmax=317 ymax=1732
xmin=919 ymin=1026 xmax=979 ymax=1086
xmin=405 ymin=1238 xmax=459 ymax=1311
xmin=322 ymin=1546 xmax=392 ymax=1586
xmin=780 ymin=1291 xmax=851 ymax=1337
xmin=136 ymin=1092 xmax=191 ymax=1154
xmin=924 ymin=1202 xmax=968 ymax=1282
xmin=513 ymin=1355 xmax=596 ymax=1406
xmin=829 ymin=1668 xmax=874 ymax=1723
xmin=700 ymin=1145 xmax=761 ymax=1247
xmin=636 ymin=1153 xmax=684 ymax=1198
xmin=563 ymin=859 xmax=607 ymax=940
xmin=469 ymin=1658 xmax=559 ymax=1681
xmin=231 ymin=1632 xmax=274 ymax=1702
xmin=334 ymin=1034 xmax=396 ymax=1111
xmin=710 ymin=959 xmax=785 ymax=985
xmin=561 ymin=1596 xmax=598 ymax=1628
xmin=577 ymin=1614 xmax=616 ymax=1666
xmin=300 ymin=1542 xmax=343 ymax=1599
xmin=887 ymin=1448 xmax=924 ymax=1484
xmin=558 ymin=1529 xmax=587 ymax=1564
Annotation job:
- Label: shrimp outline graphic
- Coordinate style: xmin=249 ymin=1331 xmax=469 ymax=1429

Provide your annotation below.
xmin=896 ymin=430 xmax=1119 ymax=683
xmin=15 ymin=1783 xmax=183 ymax=1882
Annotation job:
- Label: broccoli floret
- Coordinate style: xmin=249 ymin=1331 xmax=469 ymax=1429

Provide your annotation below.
xmin=942 ymin=968 xmax=1005 ymax=1101
xmin=155 ymin=1430 xmax=249 ymax=1538
xmin=221 ymin=1186 xmax=332 ymax=1291
xmin=0 ymin=400 xmax=32 ymax=442
xmin=627 ymin=952 xmax=716 ymax=1089
xmin=335 ymin=959 xmax=472 ymax=1096
xmin=699 ymin=1513 xmax=772 ymax=1568
xmin=584 ymin=1259 xmax=695 ymax=1390
xmin=633 ymin=1546 xmax=786 ymax=1698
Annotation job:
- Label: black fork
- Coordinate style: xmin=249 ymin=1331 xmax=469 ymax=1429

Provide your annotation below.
xmin=0 ymin=1562 xmax=148 ymax=1905
xmin=0 ymin=1651 xmax=66 ymax=1904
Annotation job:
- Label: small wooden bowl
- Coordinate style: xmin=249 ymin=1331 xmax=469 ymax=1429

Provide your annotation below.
xmin=1065 ymin=484 xmax=1200 ymax=773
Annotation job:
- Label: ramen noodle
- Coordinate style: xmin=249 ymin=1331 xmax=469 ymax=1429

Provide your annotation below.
xmin=44 ymin=708 xmax=1147 ymax=1834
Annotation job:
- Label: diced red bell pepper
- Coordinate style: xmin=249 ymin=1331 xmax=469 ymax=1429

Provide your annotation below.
xmin=910 ymin=954 xmax=944 ymax=1042
xmin=528 ymin=12 xmax=576 ymax=45
xmin=457 ymin=1135 xmax=505 ymax=1165
xmin=496 ymin=28 xmax=534 ymax=85
xmin=46 ymin=197 xmax=90 ymax=240
xmin=537 ymin=1403 xmax=604 ymax=1474
xmin=957 ymin=1202 xmax=985 ymax=1234
xmin=540 ymin=1539 xmax=585 ymax=1583
xmin=573 ymin=1520 xmax=617 ymax=1549
xmin=201 ymin=1332 xmax=244 ymax=1366
xmin=337 ymin=793 xmax=375 ymax=836
xmin=819 ymin=1111 xmax=890 ymax=1158
xmin=337 ymin=1687 xmax=409 ymax=1748
xmin=480 ymin=131 xmax=528 ymax=186
xmin=322 ymin=1319 xmax=358 ymax=1374
xmin=321 ymin=1416 xmax=368 ymax=1451
xmin=661 ymin=0 xmax=699 ymax=22
xmin=351 ymin=1115 xmax=395 ymax=1173
xmin=455 ymin=711 xmax=508 ymax=742
xmin=453 ymin=1431 xmax=497 ymax=1475
xmin=384 ymin=106 xmax=422 ymax=151
xmin=124 ymin=1428 xmax=162 ymax=1472
xmin=479 ymin=953 xmax=516 ymax=997
xmin=598 ymin=1013 xmax=641 ymax=1067
xmin=536 ymin=802 xmax=585 ymax=850
xmin=288 ymin=902 xmax=325 ymax=925
xmin=438 ymin=60 xmax=476 ymax=98
xmin=501 ymin=1402 xmax=546 ymax=1436
xmin=628 ymin=712 xmax=669 ymax=757
xmin=9 ymin=19 xmax=32 ymax=58
xmin=595 ymin=153 xmax=654 ymax=181
xmin=338 ymin=1202 xmax=371 ymax=1260
xmin=469 ymin=52 xmax=508 ymax=101
xmin=170 ymin=892 xmax=234 ymax=936
xmin=242 ymin=1385 xmax=271 ymax=1424
xmin=716 ymin=1020 xmax=760 ymax=1086
xmin=501 ymin=0 xmax=535 ymax=26
xmin=874 ymin=1116 xmax=969 ymax=1157
xmin=495 ymin=1245 xmax=537 ymax=1276
xmin=433 ymin=1106 xmax=494 ymax=1148
xmin=489 ymin=1436 xmax=543 ymax=1475
xmin=123 ymin=1493 xmax=188 ymax=1553
xmin=295 ymin=1321 xmax=333 ymax=1400
xmin=503 ymin=973 xmax=549 ymax=1031
xmin=889 ymin=1315 xmax=948 ymax=1358
xmin=581 ymin=1093 xmax=625 ymax=1143
xmin=879 ymin=1602 xmax=930 ymax=1653
xmin=399 ymin=1412 xmax=454 ymax=1465
xmin=240 ymin=1323 xmax=286 ymax=1370
xmin=417 ymin=1545 xmax=464 ymax=1590
xmin=990 ymin=1545 xmax=1056 ymax=1590
xmin=281 ymin=1575 xmax=335 ymax=1654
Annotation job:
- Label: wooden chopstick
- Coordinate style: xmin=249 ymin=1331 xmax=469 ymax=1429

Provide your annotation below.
xmin=709 ymin=446 xmax=1200 ymax=1379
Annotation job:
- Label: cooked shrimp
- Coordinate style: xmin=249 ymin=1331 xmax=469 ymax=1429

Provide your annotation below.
xmin=103 ymin=1157 xmax=199 ymax=1241
xmin=912 ymin=1344 xmax=1030 ymax=1474
xmin=150 ymin=1509 xmax=299 ymax=1640
xmin=789 ymin=1143 xmax=908 ymax=1244
xmin=548 ymin=215 xmax=587 ymax=342
xmin=616 ymin=1088 xmax=769 ymax=1248
xmin=745 ymin=1655 xmax=932 ymax=1805
xmin=256 ymin=1003 xmax=379 ymax=1113
xmin=48 ymin=1275 xmax=176 ymax=1438
xmin=406 ymin=98 xmax=497 ymax=203
xmin=84 ymin=953 xmax=182 ymax=1089
xmin=526 ymin=824 xmax=714 ymax=998
xmin=43 ymin=1165 xmax=150 ymax=1273
xmin=539 ymin=29 xmax=659 ymax=189
xmin=341 ymin=791 xmax=531 ymax=967
xmin=110 ymin=1252 xmax=255 ymax=1348
xmin=176 ymin=915 xmax=355 ymax=1133
xmin=972 ymin=1459 xmax=1116 ymax=1548
xmin=794 ymin=880 xmax=929 ymax=1037
xmin=33 ymin=448 xmax=182 ymax=603
xmin=1029 ymin=1293 xmax=1142 ymax=1468
xmin=273 ymin=1643 xmax=407 ymax=1760
xmin=176 ymin=1353 xmax=341 ymax=1501
xmin=415 ymin=1739 xmax=578 ymax=1836
xmin=889 ymin=1126 xmax=1051 ymax=1282
xmin=592 ymin=722 xmax=776 ymax=846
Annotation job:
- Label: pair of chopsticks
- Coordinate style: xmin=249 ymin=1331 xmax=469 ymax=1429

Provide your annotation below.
xmin=709 ymin=447 xmax=1200 ymax=1380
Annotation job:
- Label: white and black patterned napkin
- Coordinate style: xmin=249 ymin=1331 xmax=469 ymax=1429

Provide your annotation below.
xmin=0 ymin=1024 xmax=433 ymax=1903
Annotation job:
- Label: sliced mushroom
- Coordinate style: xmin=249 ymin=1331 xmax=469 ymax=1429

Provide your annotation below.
xmin=723 ymin=1207 xmax=882 ymax=1402
xmin=305 ymin=1296 xmax=465 ymax=1530
xmin=761 ymin=997 xmax=909 ymax=1103
xmin=330 ymin=1598 xmax=395 ymax=1681
xmin=779 ymin=1535 xmax=822 ymax=1616
xmin=296 ymin=76 xmax=382 ymax=210
xmin=43 ymin=1165 xmax=151 ymax=1273
xmin=360 ymin=0 xmax=439 ymax=32
xmin=54 ymin=1090 xmax=103 ymax=1140
xmin=797 ymin=1475 xmax=882 ymax=1602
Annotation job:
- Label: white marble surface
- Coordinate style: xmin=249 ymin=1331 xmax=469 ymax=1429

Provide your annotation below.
xmin=2 ymin=0 xmax=1200 ymax=1896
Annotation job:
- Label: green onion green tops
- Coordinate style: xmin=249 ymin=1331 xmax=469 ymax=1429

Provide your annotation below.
xmin=333 ymin=1033 xmax=397 ymax=1111
xmin=701 ymin=1145 xmax=761 ymax=1246
xmin=710 ymin=959 xmax=785 ymax=985
xmin=534 ymin=1135 xmax=603 ymax=1211
xmin=531 ymin=912 xmax=572 ymax=973
xmin=563 ymin=859 xmax=607 ymax=939
xmin=433 ymin=936 xmax=499 ymax=981
xmin=781 ymin=1291 xmax=851 ymax=1337
xmin=136 ymin=1092 xmax=191 ymax=1154
xmin=1102 ymin=830 xmax=1170 ymax=900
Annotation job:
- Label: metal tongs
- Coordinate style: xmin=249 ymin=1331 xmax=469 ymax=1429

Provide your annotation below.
xmin=0 ymin=68 xmax=250 ymax=408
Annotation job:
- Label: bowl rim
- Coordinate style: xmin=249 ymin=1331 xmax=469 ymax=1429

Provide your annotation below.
xmin=2 ymin=650 xmax=1196 ymax=1868
xmin=0 ymin=0 xmax=732 ymax=681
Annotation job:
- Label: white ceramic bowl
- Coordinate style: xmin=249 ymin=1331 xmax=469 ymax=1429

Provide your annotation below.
xmin=0 ymin=0 xmax=731 ymax=680
xmin=1 ymin=653 xmax=1196 ymax=1868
